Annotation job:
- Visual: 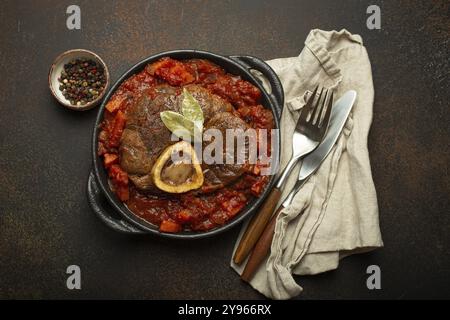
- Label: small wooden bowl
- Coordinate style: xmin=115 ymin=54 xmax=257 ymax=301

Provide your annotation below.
xmin=49 ymin=49 xmax=110 ymax=111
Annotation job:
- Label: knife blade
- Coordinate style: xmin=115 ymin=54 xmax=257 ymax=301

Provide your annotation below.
xmin=240 ymin=90 xmax=357 ymax=282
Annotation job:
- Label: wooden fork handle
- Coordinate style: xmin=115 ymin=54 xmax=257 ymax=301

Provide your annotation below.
xmin=241 ymin=205 xmax=283 ymax=282
xmin=233 ymin=187 xmax=282 ymax=265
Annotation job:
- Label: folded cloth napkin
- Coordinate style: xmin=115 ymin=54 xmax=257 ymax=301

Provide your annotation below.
xmin=231 ymin=29 xmax=383 ymax=299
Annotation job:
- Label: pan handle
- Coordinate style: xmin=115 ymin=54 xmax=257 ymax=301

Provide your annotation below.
xmin=229 ymin=55 xmax=284 ymax=119
xmin=86 ymin=171 xmax=145 ymax=234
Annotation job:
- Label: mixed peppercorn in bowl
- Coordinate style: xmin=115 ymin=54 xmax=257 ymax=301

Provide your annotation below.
xmin=48 ymin=49 xmax=110 ymax=111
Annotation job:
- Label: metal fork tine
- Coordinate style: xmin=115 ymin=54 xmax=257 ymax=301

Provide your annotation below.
xmin=312 ymin=88 xmax=327 ymax=125
xmin=299 ymin=85 xmax=319 ymax=121
xmin=310 ymin=87 xmax=324 ymax=123
xmin=320 ymin=91 xmax=333 ymax=128
xmin=307 ymin=85 xmax=319 ymax=108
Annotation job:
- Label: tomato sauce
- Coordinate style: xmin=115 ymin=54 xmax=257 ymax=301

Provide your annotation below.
xmin=98 ymin=57 xmax=274 ymax=233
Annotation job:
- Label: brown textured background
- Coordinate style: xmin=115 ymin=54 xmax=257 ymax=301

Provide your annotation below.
xmin=0 ymin=0 xmax=449 ymax=299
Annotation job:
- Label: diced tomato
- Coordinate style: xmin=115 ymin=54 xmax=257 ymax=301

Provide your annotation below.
xmin=105 ymin=96 xmax=124 ymax=113
xmin=116 ymin=184 xmax=129 ymax=201
xmin=159 ymin=220 xmax=182 ymax=233
xmin=103 ymin=153 xmax=119 ymax=168
xmin=176 ymin=210 xmax=192 ymax=223
xmin=251 ymin=184 xmax=262 ymax=196
xmin=237 ymin=106 xmax=251 ymax=117
xmin=146 ymin=57 xmax=195 ymax=86
xmin=145 ymin=59 xmax=168 ymax=75
xmin=225 ymin=202 xmax=246 ymax=217
xmin=108 ymin=164 xmax=128 ymax=186
xmin=122 ymin=72 xmax=156 ymax=92
xmin=98 ymin=129 xmax=108 ymax=142
xmin=209 ymin=210 xmax=229 ymax=225
xmin=206 ymin=75 xmax=261 ymax=107
xmin=190 ymin=219 xmax=215 ymax=231
xmin=97 ymin=142 xmax=108 ymax=156
xmin=107 ymin=164 xmax=129 ymax=200
xmin=250 ymin=176 xmax=268 ymax=196
xmin=221 ymin=193 xmax=246 ymax=217
xmin=108 ymin=110 xmax=126 ymax=148
xmin=184 ymin=59 xmax=227 ymax=84
xmin=185 ymin=59 xmax=225 ymax=77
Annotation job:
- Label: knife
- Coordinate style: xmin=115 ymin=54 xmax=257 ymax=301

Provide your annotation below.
xmin=240 ymin=90 xmax=357 ymax=282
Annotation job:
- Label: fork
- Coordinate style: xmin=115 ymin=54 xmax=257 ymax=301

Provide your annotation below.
xmin=233 ymin=85 xmax=333 ymax=265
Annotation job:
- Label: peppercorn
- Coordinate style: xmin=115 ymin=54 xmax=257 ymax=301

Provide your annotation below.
xmin=58 ymin=58 xmax=106 ymax=106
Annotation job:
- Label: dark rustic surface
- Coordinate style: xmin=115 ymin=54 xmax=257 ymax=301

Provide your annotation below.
xmin=0 ymin=0 xmax=449 ymax=299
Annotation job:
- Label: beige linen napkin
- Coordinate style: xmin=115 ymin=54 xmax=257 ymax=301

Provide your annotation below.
xmin=231 ymin=29 xmax=383 ymax=299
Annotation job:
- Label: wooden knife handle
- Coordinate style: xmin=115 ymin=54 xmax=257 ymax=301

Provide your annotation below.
xmin=233 ymin=187 xmax=282 ymax=265
xmin=241 ymin=205 xmax=283 ymax=282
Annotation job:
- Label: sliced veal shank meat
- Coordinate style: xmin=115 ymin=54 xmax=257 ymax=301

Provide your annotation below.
xmin=202 ymin=112 xmax=250 ymax=192
xmin=119 ymin=84 xmax=246 ymax=194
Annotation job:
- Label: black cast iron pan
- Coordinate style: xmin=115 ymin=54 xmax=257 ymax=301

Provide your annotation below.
xmin=87 ymin=50 xmax=284 ymax=239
